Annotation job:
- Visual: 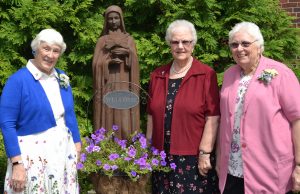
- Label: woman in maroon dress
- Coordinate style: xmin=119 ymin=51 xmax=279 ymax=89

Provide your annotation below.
xmin=147 ymin=19 xmax=220 ymax=194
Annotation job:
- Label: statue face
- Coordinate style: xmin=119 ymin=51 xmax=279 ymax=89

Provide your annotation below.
xmin=107 ymin=12 xmax=121 ymax=31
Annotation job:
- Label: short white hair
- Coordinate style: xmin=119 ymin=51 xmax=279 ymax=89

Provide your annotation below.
xmin=229 ymin=22 xmax=264 ymax=53
xmin=165 ymin=20 xmax=197 ymax=46
xmin=31 ymin=29 xmax=66 ymax=54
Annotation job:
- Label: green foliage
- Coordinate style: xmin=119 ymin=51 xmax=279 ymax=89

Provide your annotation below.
xmin=0 ymin=0 xmax=299 ymax=191
xmin=0 ymin=133 xmax=6 ymax=193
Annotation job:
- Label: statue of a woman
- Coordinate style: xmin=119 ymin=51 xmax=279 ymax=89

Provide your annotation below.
xmin=92 ymin=5 xmax=140 ymax=139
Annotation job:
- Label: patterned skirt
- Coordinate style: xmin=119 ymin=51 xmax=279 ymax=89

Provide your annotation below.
xmin=4 ymin=125 xmax=79 ymax=194
xmin=152 ymin=154 xmax=220 ymax=194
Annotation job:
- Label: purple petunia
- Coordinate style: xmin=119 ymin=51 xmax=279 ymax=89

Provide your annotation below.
xmin=95 ymin=127 xmax=106 ymax=135
xmin=76 ymin=162 xmax=84 ymax=170
xmin=145 ymin=163 xmax=152 ymax=170
xmin=92 ymin=133 xmax=105 ymax=144
xmin=109 ymin=153 xmax=120 ymax=161
xmin=160 ymin=151 xmax=167 ymax=159
xmin=127 ymin=147 xmax=136 ymax=158
xmin=131 ymin=171 xmax=137 ymax=177
xmin=160 ymin=160 xmax=167 ymax=166
xmin=151 ymin=147 xmax=159 ymax=155
xmin=78 ymin=126 xmax=176 ymax=180
xmin=112 ymin=125 xmax=118 ymax=131
xmin=117 ymin=139 xmax=127 ymax=149
xmin=124 ymin=157 xmax=132 ymax=161
xmin=134 ymin=157 xmax=146 ymax=166
xmin=170 ymin=163 xmax=176 ymax=170
xmin=132 ymin=132 xmax=145 ymax=142
xmin=103 ymin=164 xmax=111 ymax=170
xmin=85 ymin=144 xmax=95 ymax=153
xmin=139 ymin=136 xmax=147 ymax=149
xmin=111 ymin=165 xmax=118 ymax=170
xmin=96 ymin=160 xmax=102 ymax=166
xmin=151 ymin=159 xmax=159 ymax=166
xmin=80 ymin=153 xmax=87 ymax=162
xmin=92 ymin=146 xmax=100 ymax=152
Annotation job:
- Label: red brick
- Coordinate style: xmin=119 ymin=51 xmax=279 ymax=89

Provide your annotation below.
xmin=283 ymin=7 xmax=294 ymax=12
xmin=294 ymin=8 xmax=300 ymax=12
xmin=280 ymin=0 xmax=288 ymax=3
xmin=282 ymin=3 xmax=298 ymax=8
xmin=290 ymin=13 xmax=297 ymax=17
xmin=288 ymin=0 xmax=300 ymax=2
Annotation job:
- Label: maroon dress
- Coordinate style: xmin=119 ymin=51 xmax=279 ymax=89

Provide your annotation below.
xmin=152 ymin=78 xmax=220 ymax=194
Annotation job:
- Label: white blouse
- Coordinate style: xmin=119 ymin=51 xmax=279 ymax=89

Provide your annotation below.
xmin=228 ymin=72 xmax=252 ymax=178
xmin=27 ymin=60 xmax=66 ymax=127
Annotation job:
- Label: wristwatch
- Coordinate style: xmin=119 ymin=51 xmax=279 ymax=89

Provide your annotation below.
xmin=12 ymin=160 xmax=23 ymax=166
xmin=199 ymin=150 xmax=211 ymax=155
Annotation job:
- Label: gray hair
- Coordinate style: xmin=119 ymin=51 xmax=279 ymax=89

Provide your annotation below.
xmin=165 ymin=20 xmax=197 ymax=46
xmin=31 ymin=29 xmax=66 ymax=54
xmin=229 ymin=22 xmax=264 ymax=53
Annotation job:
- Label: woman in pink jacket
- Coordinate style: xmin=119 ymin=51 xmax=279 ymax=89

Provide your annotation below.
xmin=218 ymin=21 xmax=300 ymax=194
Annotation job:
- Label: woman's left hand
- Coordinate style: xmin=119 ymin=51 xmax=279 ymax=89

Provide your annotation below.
xmin=75 ymin=142 xmax=81 ymax=163
xmin=198 ymin=154 xmax=212 ymax=176
xmin=293 ymin=165 xmax=300 ymax=192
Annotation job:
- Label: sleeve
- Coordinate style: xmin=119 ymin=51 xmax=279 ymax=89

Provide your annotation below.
xmin=65 ymin=84 xmax=81 ymax=143
xmin=0 ymin=75 xmax=22 ymax=157
xmin=278 ymin=68 xmax=300 ymax=122
xmin=204 ymin=68 xmax=220 ymax=116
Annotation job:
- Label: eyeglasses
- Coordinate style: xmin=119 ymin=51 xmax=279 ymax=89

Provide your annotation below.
xmin=229 ymin=40 xmax=258 ymax=49
xmin=170 ymin=40 xmax=193 ymax=47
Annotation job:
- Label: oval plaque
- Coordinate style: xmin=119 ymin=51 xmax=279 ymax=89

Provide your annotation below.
xmin=103 ymin=90 xmax=139 ymax=109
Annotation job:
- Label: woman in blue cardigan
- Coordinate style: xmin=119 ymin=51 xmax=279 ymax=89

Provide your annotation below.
xmin=0 ymin=29 xmax=81 ymax=193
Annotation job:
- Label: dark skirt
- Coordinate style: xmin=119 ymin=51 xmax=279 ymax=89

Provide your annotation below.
xmin=152 ymin=154 xmax=220 ymax=194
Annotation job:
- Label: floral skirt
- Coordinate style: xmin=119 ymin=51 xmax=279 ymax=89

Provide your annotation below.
xmin=4 ymin=125 xmax=79 ymax=194
xmin=152 ymin=154 xmax=220 ymax=194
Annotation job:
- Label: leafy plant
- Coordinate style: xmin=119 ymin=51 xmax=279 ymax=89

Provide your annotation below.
xmin=77 ymin=126 xmax=175 ymax=181
xmin=0 ymin=132 xmax=7 ymax=193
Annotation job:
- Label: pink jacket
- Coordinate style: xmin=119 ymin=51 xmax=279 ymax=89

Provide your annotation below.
xmin=218 ymin=56 xmax=300 ymax=194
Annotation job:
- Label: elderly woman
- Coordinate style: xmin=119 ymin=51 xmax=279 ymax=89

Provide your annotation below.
xmin=0 ymin=29 xmax=81 ymax=193
xmin=218 ymin=21 xmax=300 ymax=194
xmin=147 ymin=19 xmax=220 ymax=194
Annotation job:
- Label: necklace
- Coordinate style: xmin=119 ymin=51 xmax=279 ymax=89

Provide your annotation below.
xmin=171 ymin=57 xmax=193 ymax=74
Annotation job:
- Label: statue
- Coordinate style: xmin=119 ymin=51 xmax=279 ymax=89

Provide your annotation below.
xmin=92 ymin=5 xmax=140 ymax=139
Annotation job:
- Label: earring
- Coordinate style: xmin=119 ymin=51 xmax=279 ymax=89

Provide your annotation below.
xmin=32 ymin=50 xmax=36 ymax=56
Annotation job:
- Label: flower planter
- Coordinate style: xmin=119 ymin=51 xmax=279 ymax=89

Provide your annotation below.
xmin=90 ymin=172 xmax=151 ymax=194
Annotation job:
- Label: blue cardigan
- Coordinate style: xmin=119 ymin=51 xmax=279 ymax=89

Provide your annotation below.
xmin=0 ymin=67 xmax=81 ymax=157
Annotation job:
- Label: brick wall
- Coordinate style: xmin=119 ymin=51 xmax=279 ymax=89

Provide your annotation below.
xmin=280 ymin=0 xmax=300 ymax=28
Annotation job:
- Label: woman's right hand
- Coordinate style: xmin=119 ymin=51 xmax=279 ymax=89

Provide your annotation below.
xmin=11 ymin=164 xmax=26 ymax=192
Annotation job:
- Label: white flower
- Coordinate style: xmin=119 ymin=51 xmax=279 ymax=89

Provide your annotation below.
xmin=59 ymin=73 xmax=70 ymax=88
xmin=257 ymin=68 xmax=278 ymax=85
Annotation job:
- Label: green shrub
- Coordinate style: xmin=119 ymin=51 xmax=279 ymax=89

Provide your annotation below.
xmin=0 ymin=0 xmax=299 ymax=192
xmin=0 ymin=133 xmax=7 ymax=193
